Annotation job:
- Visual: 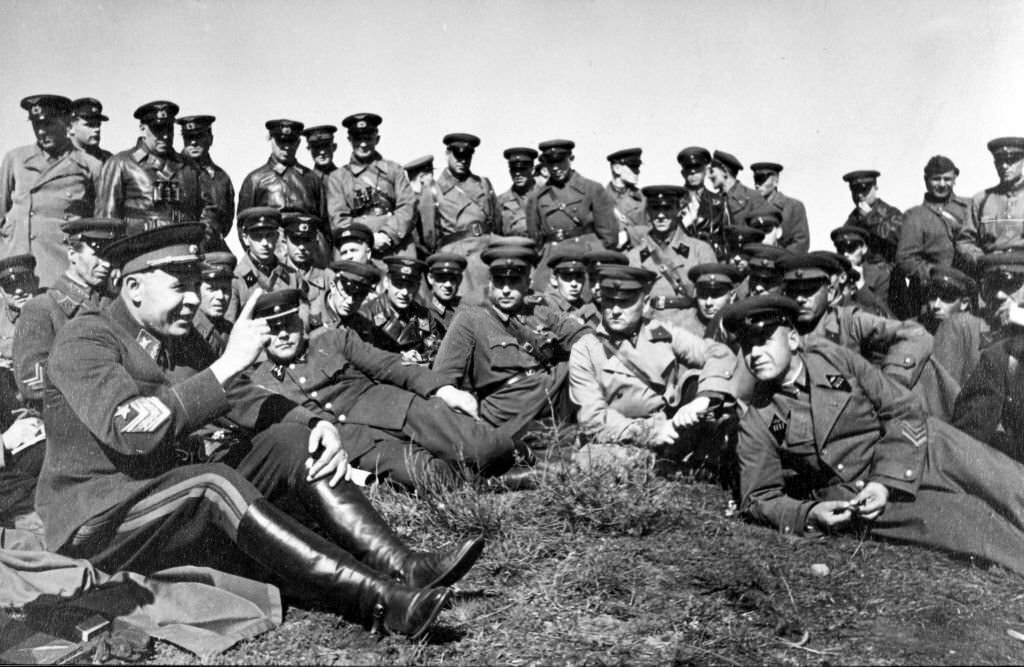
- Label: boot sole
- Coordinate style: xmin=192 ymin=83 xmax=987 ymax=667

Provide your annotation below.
xmin=406 ymin=588 xmax=451 ymax=642
xmin=425 ymin=535 xmax=486 ymax=588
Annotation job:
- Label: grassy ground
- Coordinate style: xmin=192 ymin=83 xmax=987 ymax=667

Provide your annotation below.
xmin=144 ymin=437 xmax=1024 ymax=666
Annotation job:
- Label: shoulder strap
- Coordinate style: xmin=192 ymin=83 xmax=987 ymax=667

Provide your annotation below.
xmin=645 ymin=242 xmax=688 ymax=297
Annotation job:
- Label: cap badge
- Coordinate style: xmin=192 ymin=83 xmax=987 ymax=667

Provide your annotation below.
xmin=156 ymin=110 xmax=168 ymax=120
xmin=282 ymin=126 xmax=292 ymax=136
xmin=299 ymin=223 xmax=309 ymax=233
xmin=30 ymin=105 xmax=41 ymax=116
xmin=185 ymin=122 xmax=196 ymax=131
xmin=356 ymin=120 xmax=366 ymax=129
xmin=795 ymin=270 xmax=803 ymax=278
xmin=188 ymin=244 xmax=199 ymax=254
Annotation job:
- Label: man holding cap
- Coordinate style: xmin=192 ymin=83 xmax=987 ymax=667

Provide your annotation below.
xmin=749 ymin=162 xmax=809 ymax=253
xmin=97 ymin=100 xmax=206 ymax=231
xmin=605 ymin=147 xmax=646 ymax=244
xmin=177 ymin=114 xmax=235 ymax=247
xmin=327 ymin=113 xmax=416 ymax=259
xmin=14 ymin=218 xmax=123 ymax=409
xmin=1 ymin=95 xmax=103 ymax=288
xmin=193 ymin=250 xmax=238 ymax=355
xmin=234 ymin=206 xmax=300 ymax=307
xmin=497 ymin=147 xmax=538 ymax=237
xmin=360 ymin=256 xmax=440 ymax=365
xmin=68 ymin=97 xmax=112 ymax=164
xmin=425 ymin=253 xmax=467 ymax=333
xmin=38 ymin=222 xmax=477 ymax=639
xmin=404 ymin=155 xmax=435 ymax=255
xmin=963 ymin=137 xmax=1024 ymax=256
xmin=303 ymin=124 xmax=339 ymax=181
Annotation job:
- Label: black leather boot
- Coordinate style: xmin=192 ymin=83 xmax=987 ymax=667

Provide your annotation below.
xmin=236 ymin=499 xmax=449 ymax=640
xmin=297 ymin=479 xmax=484 ymax=588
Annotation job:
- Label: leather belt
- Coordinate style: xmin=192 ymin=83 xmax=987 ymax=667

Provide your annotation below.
xmin=542 ymin=224 xmax=593 ymax=243
xmin=649 ymin=295 xmax=693 ymax=310
xmin=438 ymin=222 xmax=488 ymax=247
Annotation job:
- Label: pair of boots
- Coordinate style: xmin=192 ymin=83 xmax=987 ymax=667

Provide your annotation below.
xmin=236 ymin=480 xmax=484 ymax=641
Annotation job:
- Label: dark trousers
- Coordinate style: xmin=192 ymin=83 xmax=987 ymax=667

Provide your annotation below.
xmin=400 ymin=396 xmax=517 ymax=476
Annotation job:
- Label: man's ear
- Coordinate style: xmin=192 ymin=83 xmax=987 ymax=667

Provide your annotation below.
xmin=549 ymin=274 xmax=559 ymax=289
xmin=122 ymin=274 xmax=143 ymax=306
xmin=787 ymin=327 xmax=801 ymax=352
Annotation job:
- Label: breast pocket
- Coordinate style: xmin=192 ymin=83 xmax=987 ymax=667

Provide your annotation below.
xmin=487 ymin=335 xmax=537 ymax=371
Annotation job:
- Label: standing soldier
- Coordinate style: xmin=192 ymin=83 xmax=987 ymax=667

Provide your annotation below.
xmin=194 ymin=251 xmax=237 ymax=355
xmin=963 ymin=137 xmax=1024 ymax=260
xmin=404 ymin=155 xmax=434 ymax=257
xmin=424 ymin=253 xmax=466 ymax=335
xmin=360 ymin=257 xmax=439 ymax=365
xmin=1 ymin=95 xmax=102 ymax=288
xmin=708 ymin=150 xmax=767 ymax=241
xmin=0 ymin=255 xmax=41 ymax=403
xmin=96 ymin=100 xmax=206 ymax=232
xmin=497 ymin=147 xmax=537 ymax=237
xmin=841 ymin=169 xmax=905 ymax=316
xmin=605 ymin=148 xmax=646 ymax=247
xmin=526 ymin=139 xmax=618 ymax=292
xmin=676 ymin=146 xmax=728 ymax=259
xmin=327 ymin=113 xmax=416 ymax=259
xmin=68 ymin=98 xmax=112 ymax=164
xmin=303 ymin=124 xmax=339 ymax=181
xmin=233 ymin=206 xmax=300 ymax=306
xmin=749 ymin=162 xmax=809 ymax=253
xmin=177 ymin=115 xmax=235 ymax=249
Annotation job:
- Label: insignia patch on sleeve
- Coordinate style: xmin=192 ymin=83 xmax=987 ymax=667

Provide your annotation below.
xmin=769 ymin=413 xmax=788 ymax=444
xmin=825 ymin=374 xmax=851 ymax=391
xmin=901 ymin=420 xmax=927 ymax=448
xmin=649 ymin=325 xmax=672 ymax=342
xmin=673 ymin=244 xmax=690 ymax=258
xmin=114 ymin=397 xmax=171 ymax=433
xmin=23 ymin=362 xmax=45 ymax=391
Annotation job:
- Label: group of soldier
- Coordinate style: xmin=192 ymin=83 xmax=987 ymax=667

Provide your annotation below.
xmin=3 ymin=92 xmax=1024 ymax=640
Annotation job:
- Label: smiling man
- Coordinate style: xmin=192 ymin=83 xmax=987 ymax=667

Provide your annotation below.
xmin=37 ymin=223 xmax=476 ymax=640
xmin=309 ymin=260 xmax=381 ymax=341
xmin=360 ymin=256 xmax=440 ymax=365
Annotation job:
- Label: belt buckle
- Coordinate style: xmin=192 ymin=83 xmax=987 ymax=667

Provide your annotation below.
xmin=469 ymin=222 xmax=482 ymax=237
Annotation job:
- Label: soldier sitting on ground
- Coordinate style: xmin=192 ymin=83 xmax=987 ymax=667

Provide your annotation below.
xmin=915 ymin=266 xmax=988 ymax=386
xmin=360 ymin=257 xmax=440 ymax=366
xmin=424 ymin=253 xmax=467 ymax=337
xmin=309 ymin=260 xmax=381 ymax=341
xmin=193 ymin=251 xmax=238 ymax=356
xmin=539 ymin=243 xmax=590 ymax=315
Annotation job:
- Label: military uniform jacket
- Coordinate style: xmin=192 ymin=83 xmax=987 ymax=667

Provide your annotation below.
xmin=965 ymin=181 xmax=1024 ymax=255
xmin=233 ymin=253 xmax=301 ymax=308
xmin=538 ymin=291 xmax=586 ymax=316
xmin=895 ymin=194 xmax=976 ymax=286
xmin=626 ymin=227 xmax=717 ymax=300
xmin=427 ymin=296 xmax=461 ymax=333
xmin=13 ymin=274 xmax=104 ymax=404
xmin=526 ymin=171 xmax=618 ymax=248
xmin=844 ymin=198 xmax=903 ymax=264
xmin=953 ymin=334 xmax=1024 ymax=455
xmin=568 ymin=318 xmax=736 ymax=445
xmin=249 ymin=326 xmax=447 ymax=444
xmin=725 ymin=181 xmax=767 ymax=224
xmin=83 ymin=146 xmax=113 ymax=164
xmin=196 ymin=159 xmax=236 ymax=240
xmin=37 ymin=297 xmax=317 ymax=551
xmin=737 ymin=339 xmax=928 ymax=535
xmin=359 ymin=295 xmax=438 ymax=357
xmin=606 ymin=182 xmax=646 ymax=228
xmin=433 ymin=301 xmax=591 ymax=396
xmin=191 ymin=310 xmax=232 ymax=357
xmin=0 ymin=307 xmax=18 ymax=368
xmin=0 ymin=144 xmax=102 ymax=287
xmin=307 ymin=290 xmax=379 ymax=342
xmin=764 ymin=189 xmax=809 ymax=253
xmin=288 ymin=264 xmax=333 ymax=311
xmin=419 ymin=169 xmax=499 ymax=251
xmin=497 ymin=188 xmax=530 ymax=236
xmin=326 ymin=154 xmax=415 ymax=246
xmin=928 ymin=311 xmax=987 ymax=387
xmin=96 ymin=140 xmax=205 ymax=225
xmin=237 ymin=158 xmax=327 ymax=233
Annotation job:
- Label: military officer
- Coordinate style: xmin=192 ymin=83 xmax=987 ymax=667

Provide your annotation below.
xmin=742 ymin=207 xmax=783 ymax=248
xmin=962 ymin=137 xmax=1024 ymax=259
xmin=497 ymin=147 xmax=538 ymax=237
xmin=404 ymin=154 xmax=435 ymax=257
xmin=675 ymin=263 xmax=743 ymax=340
xmin=0 ymin=255 xmax=41 ymax=395
xmin=310 ymin=260 xmax=381 ymax=340
xmin=1 ymin=95 xmax=103 ymax=288
xmin=722 ymin=224 xmax=765 ymax=271
xmin=38 ymin=222 xmax=474 ymax=640
xmin=303 ymin=124 xmax=339 ymax=181
xmin=580 ymin=249 xmax=630 ymax=324
xmin=281 ymin=208 xmax=333 ymax=308
xmin=830 ymin=225 xmax=892 ymax=317
xmin=676 ymin=146 xmax=729 ymax=259
xmin=568 ymin=264 xmax=737 ymax=476
xmin=332 ymin=221 xmax=375 ymax=264
xmin=915 ymin=265 xmax=988 ymax=386
xmin=727 ymin=294 xmax=1024 ymax=578
xmin=626 ymin=185 xmax=717 ymax=325
xmin=327 ymin=113 xmax=416 ymax=259
xmin=708 ymin=150 xmax=767 ymax=242
xmin=194 ymin=250 xmax=237 ymax=355
xmin=896 ymin=155 xmax=977 ymax=316
xmin=526 ymin=139 xmax=618 ymax=291
xmin=233 ymin=206 xmax=300 ymax=307
xmin=177 ymin=114 xmax=235 ymax=248
xmin=741 ymin=243 xmax=788 ymax=296
xmin=605 ymin=147 xmax=646 ymax=246
xmin=14 ymin=218 xmax=123 ymax=409
xmin=749 ymin=162 xmax=810 ymax=253
xmin=432 ymin=243 xmax=592 ymax=435
xmin=424 ymin=253 xmax=466 ymax=333
xmin=540 ymin=243 xmax=589 ymax=314
xmin=68 ymin=97 xmax=112 ymax=163
xmin=842 ymin=169 xmax=906 ymax=316
xmin=360 ymin=256 xmax=439 ymax=364
xmin=96 ymin=100 xmax=206 ymax=232
xmin=251 ymin=288 xmax=521 ymax=486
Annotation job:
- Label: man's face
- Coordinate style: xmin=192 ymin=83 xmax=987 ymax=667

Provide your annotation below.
xmin=708 ymin=166 xmax=728 ymax=190
xmin=489 ymin=273 xmax=528 ymax=313
xmin=614 ymin=163 xmax=640 ymax=186
xmin=849 ymin=182 xmax=878 ymax=206
xmin=994 ymin=153 xmax=1024 ymax=186
xmin=386 ymin=275 xmax=418 ymax=310
xmin=328 ymin=277 xmax=370 ymax=317
xmin=753 ymin=171 xmax=778 ymax=197
xmin=784 ymin=278 xmax=832 ymax=325
xmin=308 ymin=140 xmax=337 ymax=167
xmin=285 ymin=234 xmax=315 ymax=268
xmin=270 ymin=135 xmax=299 ymax=164
xmin=741 ymin=323 xmax=798 ymax=382
xmin=243 ymin=229 xmax=279 ymax=263
xmin=447 ymin=148 xmax=473 ymax=177
xmin=551 ymin=269 xmax=585 ymax=303
xmin=68 ymin=240 xmax=111 ymax=288
xmin=69 ymin=118 xmax=102 ymax=148
xmin=925 ymin=170 xmax=957 ymax=200
xmin=199 ymin=277 xmax=232 ymax=319
xmin=682 ymin=165 xmax=707 ymax=189
xmin=696 ymin=282 xmax=734 ymax=321
xmin=600 ymin=289 xmax=645 ymax=335
xmin=182 ymin=131 xmax=212 ymax=161
xmin=545 ymin=155 xmax=572 ymax=185
xmin=834 ymin=238 xmax=867 ymax=268
xmin=648 ymin=203 xmax=680 ymax=235
xmin=335 ymin=240 xmax=371 ymax=263
xmin=34 ymin=117 xmax=70 ymax=153
xmin=927 ymin=289 xmax=966 ymax=323
xmin=510 ymin=166 xmax=532 ymax=189
xmin=142 ymin=122 xmax=173 ymax=156
xmin=0 ymin=274 xmax=38 ymax=311
xmin=348 ymin=132 xmax=379 ymax=161
xmin=427 ymin=271 xmax=461 ymax=302
xmin=127 ymin=268 xmax=200 ymax=337
xmin=265 ymin=312 xmax=304 ymax=363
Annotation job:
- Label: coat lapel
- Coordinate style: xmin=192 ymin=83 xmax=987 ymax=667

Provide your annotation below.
xmin=806 ymin=354 xmax=853 ymax=446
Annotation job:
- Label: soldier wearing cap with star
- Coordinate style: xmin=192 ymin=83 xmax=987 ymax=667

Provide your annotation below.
xmin=432 ymin=242 xmax=592 ymax=435
xmin=193 ymin=250 xmax=238 ymax=356
xmin=726 ymin=294 xmax=1024 ymax=577
xmin=96 ymin=100 xmax=207 ymax=232
xmin=741 ymin=207 xmax=784 ymax=248
xmin=539 ymin=243 xmax=590 ymax=315
xmin=280 ymin=208 xmax=334 ymax=308
xmin=424 ymin=253 xmax=467 ymax=334
xmin=360 ymin=257 xmax=440 ymax=365
xmin=961 ymin=137 xmax=1024 ymax=258
xmin=327 ymin=113 xmax=416 ymax=260
xmin=605 ymin=148 xmax=646 ymax=245
xmin=303 ymin=125 xmax=339 ymax=181
xmin=68 ymin=97 xmax=112 ymax=164
xmin=830 ymin=226 xmax=892 ymax=318
xmin=13 ymin=218 xmax=123 ymax=409
xmin=708 ymin=150 xmax=768 ymax=237
xmin=676 ymin=147 xmax=728 ymax=259
xmin=497 ymin=147 xmax=538 ymax=237
xmin=673 ymin=263 xmax=744 ymax=340
xmin=310 ymin=260 xmax=382 ymax=342
xmin=525 ymin=139 xmax=618 ymax=292
xmin=912 ymin=265 xmax=988 ymax=386
xmin=568 ymin=264 xmax=737 ymax=477
xmin=177 ymin=114 xmax=235 ymax=248
xmin=1 ymin=95 xmax=103 ymax=288
xmin=234 ymin=206 xmax=300 ymax=307
xmin=749 ymin=162 xmax=809 ymax=253
xmin=740 ymin=243 xmax=789 ymax=298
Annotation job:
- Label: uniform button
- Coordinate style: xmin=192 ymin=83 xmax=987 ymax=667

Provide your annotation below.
xmin=724 ymin=372 xmax=732 ymax=379
xmin=289 ymin=363 xmax=295 ymax=369
xmin=836 ymin=463 xmax=844 ymax=471
xmin=905 ymin=469 xmax=914 ymax=478
xmin=783 ymin=526 xmax=791 ymax=533
xmin=904 ymin=357 xmax=913 ymax=367
xmin=325 ymin=402 xmax=332 ymax=410
xmin=299 ymin=377 xmax=306 ymax=384
xmin=310 ymin=390 xmax=318 ymax=398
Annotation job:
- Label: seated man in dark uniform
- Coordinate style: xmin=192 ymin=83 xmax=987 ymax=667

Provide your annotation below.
xmin=309 ymin=259 xmax=381 ymax=342
xmin=424 ymin=253 xmax=467 ymax=335
xmin=539 ymin=243 xmax=589 ymax=315
xmin=193 ymin=250 xmax=237 ymax=356
xmin=38 ymin=223 xmax=482 ymax=640
xmin=360 ymin=256 xmax=440 ymax=365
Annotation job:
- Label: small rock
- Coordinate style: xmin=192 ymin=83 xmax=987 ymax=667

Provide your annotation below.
xmin=810 ymin=563 xmax=830 ymax=577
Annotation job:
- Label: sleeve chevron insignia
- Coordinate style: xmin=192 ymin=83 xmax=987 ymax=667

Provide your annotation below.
xmin=22 ymin=362 xmax=45 ymax=390
xmin=901 ymin=420 xmax=927 ymax=448
xmin=115 ymin=396 xmax=171 ymax=433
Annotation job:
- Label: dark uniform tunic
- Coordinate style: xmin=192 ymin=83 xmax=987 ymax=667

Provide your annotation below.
xmin=359 ymin=294 xmax=441 ymax=363
xmin=896 ymin=194 xmax=976 ymax=313
xmin=497 ymin=188 xmax=530 ymax=237
xmin=326 ymin=153 xmax=416 ymax=255
xmin=0 ymin=145 xmax=102 ymax=287
xmin=764 ymin=189 xmax=810 ymax=253
xmin=427 ymin=296 xmax=461 ymax=335
xmin=606 ymin=181 xmax=646 ymax=243
xmin=845 ymin=198 xmax=905 ymax=316
xmin=681 ymin=187 xmax=728 ymax=259
xmin=96 ymin=140 xmax=205 ymax=227
xmin=237 ymin=158 xmax=327 ymax=234
xmin=953 ymin=334 xmax=1024 ymax=461
xmin=194 ymin=158 xmax=235 ymax=244
xmin=232 ymin=253 xmax=301 ymax=309
xmin=738 ymin=338 xmax=1024 ymax=578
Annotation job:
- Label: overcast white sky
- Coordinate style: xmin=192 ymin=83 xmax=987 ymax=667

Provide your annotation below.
xmin=2 ymin=0 xmax=1022 ymax=249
